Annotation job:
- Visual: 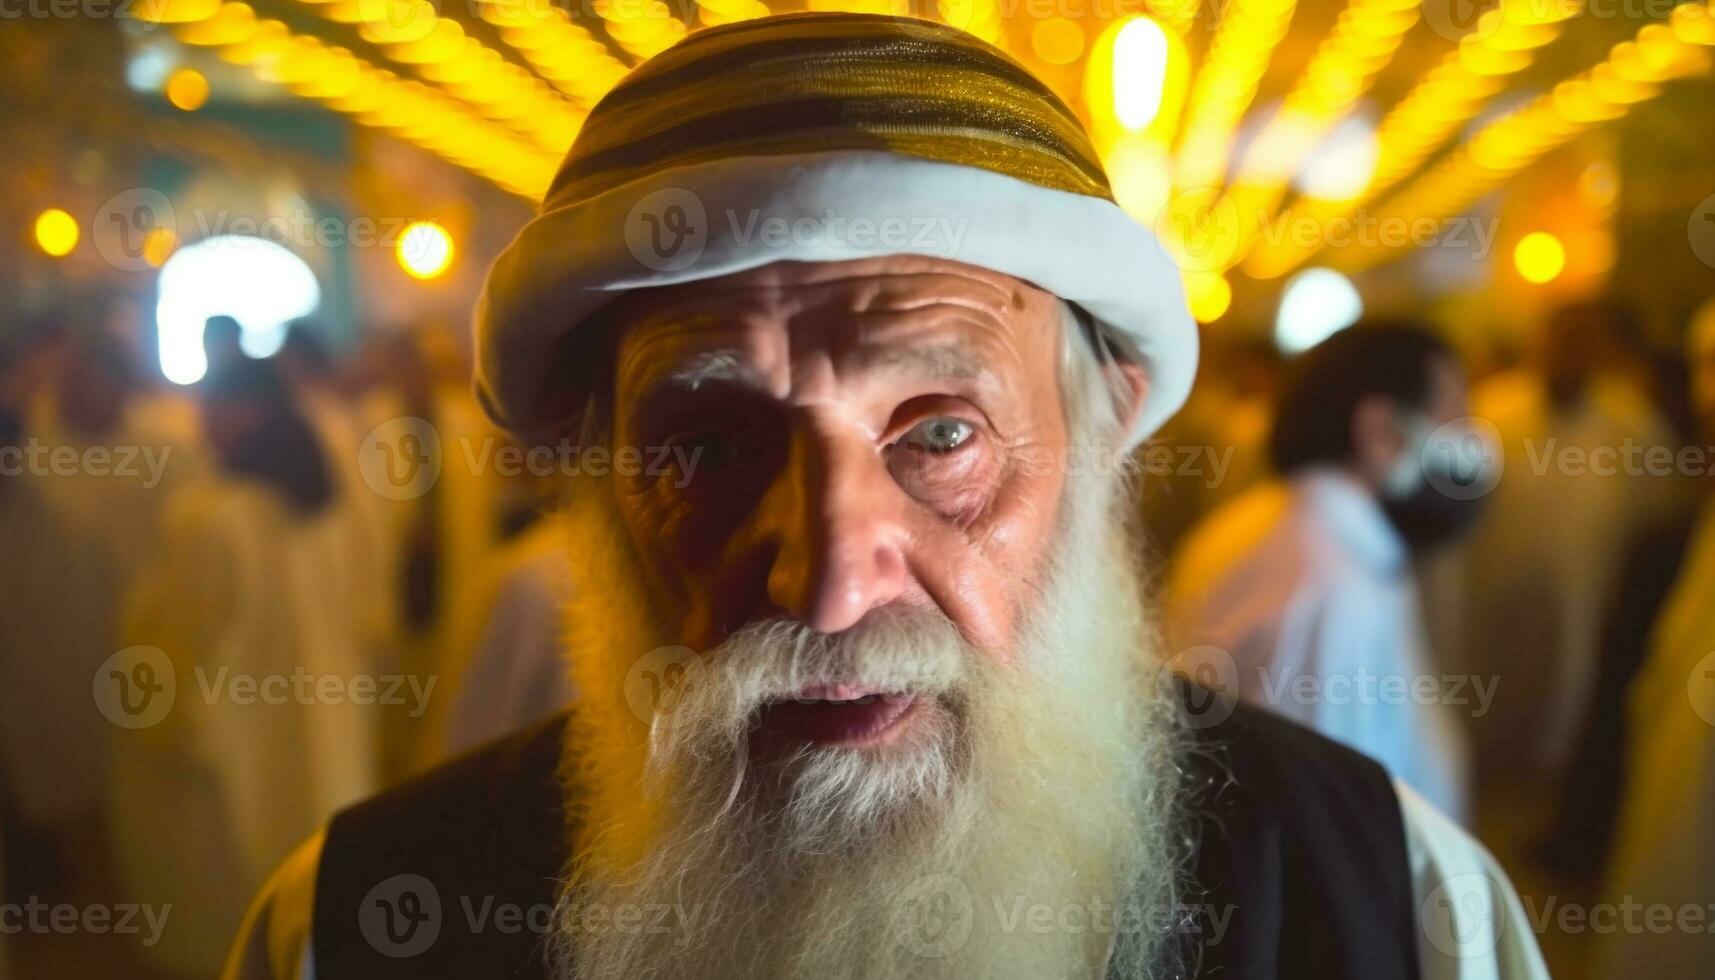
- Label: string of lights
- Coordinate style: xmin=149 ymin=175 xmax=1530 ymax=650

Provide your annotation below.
xmin=163 ymin=0 xmax=562 ymax=197
xmin=1171 ymin=0 xmax=1298 ymax=192
xmin=1328 ymin=1 xmax=1715 ymax=273
xmin=1247 ymin=0 xmax=1586 ymax=278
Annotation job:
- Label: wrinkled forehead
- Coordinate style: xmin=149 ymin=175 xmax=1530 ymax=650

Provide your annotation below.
xmin=607 ymin=258 xmax=1066 ymax=401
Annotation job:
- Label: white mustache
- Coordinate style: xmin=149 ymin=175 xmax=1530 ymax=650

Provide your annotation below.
xmin=704 ymin=605 xmax=974 ymax=712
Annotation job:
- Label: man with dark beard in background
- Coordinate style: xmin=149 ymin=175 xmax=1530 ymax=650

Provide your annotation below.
xmin=227 ymin=15 xmax=1546 ymax=980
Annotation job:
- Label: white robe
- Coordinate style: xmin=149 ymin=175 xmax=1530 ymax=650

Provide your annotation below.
xmin=0 ymin=392 xmax=198 ymax=826
xmin=1167 ymin=469 xmax=1472 ymax=821
xmin=1600 ymin=497 xmax=1715 ymax=978
xmin=113 ymin=474 xmax=386 ymax=975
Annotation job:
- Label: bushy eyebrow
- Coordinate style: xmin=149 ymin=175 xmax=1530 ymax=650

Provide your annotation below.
xmin=653 ymin=342 xmax=992 ymax=394
xmin=661 ymin=349 xmax=763 ymax=391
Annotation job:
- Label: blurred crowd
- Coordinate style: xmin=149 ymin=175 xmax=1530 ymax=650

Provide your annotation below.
xmin=3 ymin=290 xmax=1715 ymax=977
xmin=0 ymin=308 xmax=572 ymax=977
xmin=1154 ymin=294 xmax=1715 ymax=977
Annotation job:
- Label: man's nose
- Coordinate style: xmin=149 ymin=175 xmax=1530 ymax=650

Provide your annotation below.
xmin=763 ymin=424 xmax=910 ymax=633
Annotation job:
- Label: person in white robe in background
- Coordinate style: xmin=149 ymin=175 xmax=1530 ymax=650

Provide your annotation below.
xmin=1170 ymin=322 xmax=1482 ymax=821
xmin=113 ymin=357 xmax=385 ymax=976
xmin=0 ymin=330 xmax=198 ymax=868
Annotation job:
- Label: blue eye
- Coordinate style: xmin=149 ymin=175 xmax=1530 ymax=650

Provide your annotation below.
xmin=902 ymin=417 xmax=973 ymax=453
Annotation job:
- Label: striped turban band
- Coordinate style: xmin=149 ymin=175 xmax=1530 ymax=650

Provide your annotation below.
xmin=476 ymin=11 xmax=1196 ymax=446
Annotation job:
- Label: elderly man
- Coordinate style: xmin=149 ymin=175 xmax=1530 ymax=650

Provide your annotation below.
xmin=227 ymin=14 xmax=1546 ymax=980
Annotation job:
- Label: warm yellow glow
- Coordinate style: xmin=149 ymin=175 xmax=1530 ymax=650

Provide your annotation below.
xmin=1577 ymin=161 xmax=1618 ymax=209
xmin=1113 ymin=18 xmax=1170 ymax=128
xmin=132 ymin=0 xmax=220 ymax=23
xmin=143 ymin=228 xmax=179 ymax=268
xmin=1085 ymin=16 xmax=1188 ymax=154
xmin=1514 ymin=231 xmax=1566 ymax=284
xmin=165 ymin=68 xmax=211 ymax=110
xmin=176 ymin=2 xmax=256 ymax=44
xmin=1184 ymin=271 xmax=1233 ymax=323
xmin=1673 ymin=2 xmax=1715 ymax=45
xmin=1030 ymin=17 xmax=1085 ymax=65
xmin=34 ymin=208 xmax=79 ymax=257
xmin=396 ymin=221 xmax=454 ymax=279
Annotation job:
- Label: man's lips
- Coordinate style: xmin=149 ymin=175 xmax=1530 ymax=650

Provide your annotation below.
xmin=755 ymin=687 xmax=920 ymax=747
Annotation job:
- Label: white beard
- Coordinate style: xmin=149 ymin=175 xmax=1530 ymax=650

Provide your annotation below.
xmin=547 ymin=466 xmax=1187 ymax=980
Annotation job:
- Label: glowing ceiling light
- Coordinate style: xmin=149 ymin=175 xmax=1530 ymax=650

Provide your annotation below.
xmin=396 ymin=221 xmax=454 ymax=279
xmin=156 ymin=235 xmax=321 ymax=385
xmin=34 ymin=208 xmax=79 ymax=257
xmin=1276 ymin=267 xmax=1363 ymax=353
xmin=1514 ymin=231 xmax=1566 ymax=284
xmin=1113 ymin=17 xmax=1171 ymax=129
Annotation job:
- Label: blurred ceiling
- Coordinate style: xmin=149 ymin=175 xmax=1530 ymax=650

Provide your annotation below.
xmin=6 ymin=0 xmax=1714 ymax=333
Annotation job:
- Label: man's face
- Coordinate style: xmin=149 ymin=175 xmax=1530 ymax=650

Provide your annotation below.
xmin=1355 ymin=352 xmax=1470 ymax=492
xmin=1424 ymin=353 xmax=1470 ymax=431
xmin=604 ymin=256 xmax=1076 ymax=747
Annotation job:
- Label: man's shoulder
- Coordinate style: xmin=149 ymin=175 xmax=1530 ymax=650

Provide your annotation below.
xmin=1177 ymin=678 xmax=1408 ymax=839
xmin=1172 ymin=681 xmax=1424 ymax=979
xmin=307 ymin=714 xmax=573 ymax=979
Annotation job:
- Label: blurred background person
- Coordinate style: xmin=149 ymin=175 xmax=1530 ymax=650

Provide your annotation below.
xmin=1596 ymin=297 xmax=1715 ymax=979
xmin=200 ymin=315 xmax=247 ymax=382
xmin=431 ymin=508 xmax=574 ymax=758
xmin=112 ymin=356 xmax=384 ymax=976
xmin=1167 ymin=321 xmax=1484 ymax=821
xmin=339 ymin=324 xmax=512 ymax=775
xmin=1453 ymin=299 xmax=1686 ymax=791
xmin=0 ymin=321 xmax=197 ymax=906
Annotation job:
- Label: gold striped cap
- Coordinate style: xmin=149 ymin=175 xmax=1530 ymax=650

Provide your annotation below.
xmin=476 ymin=12 xmax=1196 ymax=445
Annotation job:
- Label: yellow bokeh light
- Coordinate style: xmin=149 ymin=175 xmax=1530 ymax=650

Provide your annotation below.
xmin=1184 ymin=271 xmax=1233 ymax=323
xmin=1030 ymin=17 xmax=1085 ymax=65
xmin=166 ymin=68 xmax=211 ymax=111
xmin=1112 ymin=17 xmax=1172 ymax=130
xmin=34 ymin=208 xmax=79 ymax=257
xmin=143 ymin=228 xmax=179 ymax=268
xmin=1514 ymin=231 xmax=1566 ymax=284
xmin=396 ymin=221 xmax=454 ymax=279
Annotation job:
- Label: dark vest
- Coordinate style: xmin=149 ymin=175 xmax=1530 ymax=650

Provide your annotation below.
xmin=312 ymin=686 xmax=1421 ymax=979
